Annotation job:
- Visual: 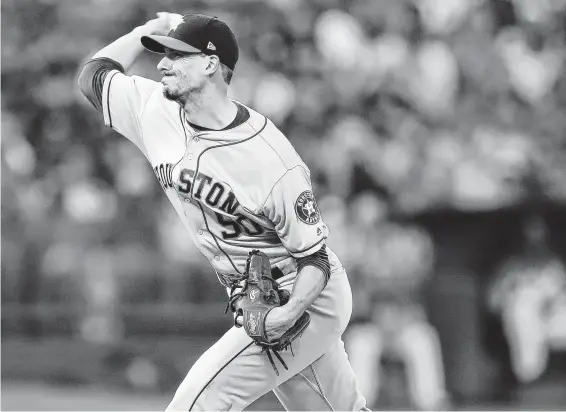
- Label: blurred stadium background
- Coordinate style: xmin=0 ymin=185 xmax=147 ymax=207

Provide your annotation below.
xmin=3 ymin=0 xmax=566 ymax=410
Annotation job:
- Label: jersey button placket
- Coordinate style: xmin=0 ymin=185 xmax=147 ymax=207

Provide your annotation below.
xmin=214 ymin=255 xmax=221 ymax=261
xmin=197 ymin=229 xmax=203 ymax=235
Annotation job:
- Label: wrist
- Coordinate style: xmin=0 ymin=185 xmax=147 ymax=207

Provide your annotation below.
xmin=133 ymin=24 xmax=157 ymax=36
xmin=285 ymin=296 xmax=307 ymax=323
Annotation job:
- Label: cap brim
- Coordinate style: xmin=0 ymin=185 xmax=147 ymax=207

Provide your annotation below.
xmin=141 ymin=35 xmax=201 ymax=54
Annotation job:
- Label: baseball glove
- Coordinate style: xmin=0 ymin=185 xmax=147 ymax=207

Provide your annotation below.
xmin=225 ymin=250 xmax=310 ymax=375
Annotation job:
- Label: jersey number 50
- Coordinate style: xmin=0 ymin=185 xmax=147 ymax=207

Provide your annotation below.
xmin=215 ymin=213 xmax=264 ymax=239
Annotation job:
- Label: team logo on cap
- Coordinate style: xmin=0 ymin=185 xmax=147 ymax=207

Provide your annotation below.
xmin=207 ymin=41 xmax=216 ymax=51
xmin=295 ymin=190 xmax=320 ymax=225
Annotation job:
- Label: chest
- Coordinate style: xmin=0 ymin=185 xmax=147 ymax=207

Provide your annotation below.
xmin=140 ymin=106 xmax=278 ymax=216
xmin=170 ymin=138 xmax=268 ymax=217
xmin=141 ymin=103 xmax=186 ymax=170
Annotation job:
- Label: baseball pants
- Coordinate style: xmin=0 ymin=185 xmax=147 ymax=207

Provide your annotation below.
xmin=166 ymin=267 xmax=368 ymax=411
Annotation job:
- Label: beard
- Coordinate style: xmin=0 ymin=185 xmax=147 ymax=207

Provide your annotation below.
xmin=162 ymin=79 xmax=201 ymax=107
xmin=163 ymin=87 xmax=190 ymax=108
xmin=163 ymin=85 xmax=181 ymax=102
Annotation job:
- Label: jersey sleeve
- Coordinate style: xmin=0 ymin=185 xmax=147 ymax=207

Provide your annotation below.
xmin=101 ymin=70 xmax=160 ymax=149
xmin=262 ymin=166 xmax=328 ymax=258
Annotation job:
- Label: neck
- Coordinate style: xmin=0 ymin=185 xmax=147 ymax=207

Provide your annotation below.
xmin=182 ymin=85 xmax=236 ymax=130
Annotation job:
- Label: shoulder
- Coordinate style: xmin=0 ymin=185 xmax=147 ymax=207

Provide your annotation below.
xmin=107 ymin=72 xmax=161 ymax=96
xmin=104 ymin=72 xmax=164 ymax=121
xmin=239 ymin=103 xmax=307 ymax=173
xmin=139 ymin=82 xmax=181 ymax=121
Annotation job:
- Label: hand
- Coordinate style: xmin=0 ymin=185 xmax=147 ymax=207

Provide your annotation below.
xmin=235 ymin=305 xmax=296 ymax=342
xmin=144 ymin=12 xmax=183 ymax=36
xmin=263 ymin=306 xmax=296 ymax=342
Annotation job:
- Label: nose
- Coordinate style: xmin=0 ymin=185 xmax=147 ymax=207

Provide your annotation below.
xmin=157 ymin=56 xmax=171 ymax=72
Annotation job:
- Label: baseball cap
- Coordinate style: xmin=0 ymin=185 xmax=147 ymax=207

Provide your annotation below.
xmin=141 ymin=13 xmax=239 ymax=70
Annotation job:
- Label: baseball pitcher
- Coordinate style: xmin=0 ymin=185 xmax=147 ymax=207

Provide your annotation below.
xmin=78 ymin=11 xmax=369 ymax=411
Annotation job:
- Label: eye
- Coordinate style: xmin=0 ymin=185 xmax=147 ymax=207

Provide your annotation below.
xmin=166 ymin=50 xmax=184 ymax=60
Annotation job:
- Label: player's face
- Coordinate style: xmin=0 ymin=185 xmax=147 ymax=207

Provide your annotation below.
xmin=158 ymin=49 xmax=209 ymax=102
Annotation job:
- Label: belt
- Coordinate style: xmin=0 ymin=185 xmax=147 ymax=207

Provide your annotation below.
xmin=271 ymin=266 xmax=285 ymax=281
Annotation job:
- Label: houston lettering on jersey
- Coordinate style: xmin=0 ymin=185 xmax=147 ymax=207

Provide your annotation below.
xmin=176 ymin=169 xmax=240 ymax=214
xmin=154 ymin=162 xmax=269 ymax=240
xmin=153 ymin=163 xmax=175 ymax=190
xmin=154 ymin=162 xmax=239 ymax=212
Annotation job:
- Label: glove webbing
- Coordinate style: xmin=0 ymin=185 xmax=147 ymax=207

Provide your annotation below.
xmin=264 ymin=347 xmax=287 ymax=376
xmin=260 ymin=336 xmax=304 ymax=376
xmin=224 ymin=250 xmax=306 ymax=376
xmin=225 ymin=280 xmax=302 ymax=376
xmin=258 ymin=312 xmax=308 ymax=376
xmin=224 ymin=283 xmax=247 ymax=316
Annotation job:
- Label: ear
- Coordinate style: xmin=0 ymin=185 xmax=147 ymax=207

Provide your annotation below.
xmin=205 ymin=55 xmax=221 ymax=76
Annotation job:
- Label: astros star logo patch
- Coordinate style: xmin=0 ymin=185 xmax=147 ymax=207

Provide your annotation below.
xmin=295 ymin=190 xmax=321 ymax=225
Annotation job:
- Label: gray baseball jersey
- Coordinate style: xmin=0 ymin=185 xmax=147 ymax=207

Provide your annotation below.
xmin=100 ymin=69 xmax=367 ymax=411
xmin=102 ymin=71 xmax=341 ymax=285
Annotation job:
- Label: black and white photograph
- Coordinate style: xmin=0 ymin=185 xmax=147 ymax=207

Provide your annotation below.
xmin=2 ymin=0 xmax=566 ymax=410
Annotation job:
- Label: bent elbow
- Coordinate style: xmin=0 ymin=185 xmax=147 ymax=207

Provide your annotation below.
xmin=77 ymin=58 xmax=124 ymax=113
xmin=76 ymin=59 xmax=107 ymax=113
xmin=77 ymin=65 xmax=89 ymax=97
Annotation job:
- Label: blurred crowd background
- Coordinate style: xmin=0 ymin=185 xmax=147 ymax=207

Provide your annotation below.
xmin=3 ymin=0 xmax=566 ymax=410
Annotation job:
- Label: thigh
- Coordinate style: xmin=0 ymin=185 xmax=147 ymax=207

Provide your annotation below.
xmin=167 ymin=268 xmax=357 ymax=411
xmin=166 ymin=324 xmax=336 ymax=412
xmin=274 ymin=338 xmax=369 ymax=411
xmin=166 ymin=325 xmax=272 ymax=411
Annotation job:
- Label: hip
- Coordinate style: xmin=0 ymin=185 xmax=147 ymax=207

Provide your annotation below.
xmin=279 ymin=265 xmax=353 ymax=336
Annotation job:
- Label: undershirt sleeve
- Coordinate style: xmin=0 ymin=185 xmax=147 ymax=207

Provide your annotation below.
xmin=77 ymin=57 xmax=160 ymax=149
xmin=296 ymin=244 xmax=331 ymax=286
xmin=77 ymin=58 xmax=125 ymax=113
